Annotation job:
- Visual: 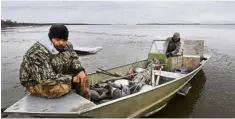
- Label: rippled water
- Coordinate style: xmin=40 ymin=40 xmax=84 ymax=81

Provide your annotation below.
xmin=1 ymin=25 xmax=235 ymax=117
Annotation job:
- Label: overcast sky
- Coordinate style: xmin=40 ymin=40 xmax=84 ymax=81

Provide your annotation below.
xmin=2 ymin=1 xmax=235 ymax=24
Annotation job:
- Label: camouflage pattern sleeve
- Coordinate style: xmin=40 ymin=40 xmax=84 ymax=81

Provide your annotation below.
xmin=19 ymin=51 xmax=72 ymax=87
xmin=171 ymin=41 xmax=181 ymax=55
xmin=68 ymin=43 xmax=86 ymax=74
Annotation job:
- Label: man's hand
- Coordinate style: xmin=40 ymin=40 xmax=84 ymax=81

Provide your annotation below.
xmin=73 ymin=71 xmax=87 ymax=86
xmin=73 ymin=71 xmax=90 ymax=100
xmin=73 ymin=75 xmax=79 ymax=83
xmin=166 ymin=52 xmax=172 ymax=58
xmin=78 ymin=71 xmax=87 ymax=86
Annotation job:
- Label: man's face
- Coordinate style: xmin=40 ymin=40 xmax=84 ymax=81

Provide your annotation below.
xmin=173 ymin=37 xmax=180 ymax=42
xmin=51 ymin=38 xmax=68 ymax=51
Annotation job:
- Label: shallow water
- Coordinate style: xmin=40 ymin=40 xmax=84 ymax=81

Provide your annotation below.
xmin=1 ymin=25 xmax=235 ymax=117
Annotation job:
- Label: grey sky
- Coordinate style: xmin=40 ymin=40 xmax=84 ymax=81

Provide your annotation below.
xmin=2 ymin=1 xmax=235 ymax=24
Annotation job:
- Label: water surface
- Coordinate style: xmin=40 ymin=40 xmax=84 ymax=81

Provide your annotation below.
xmin=1 ymin=25 xmax=235 ymax=117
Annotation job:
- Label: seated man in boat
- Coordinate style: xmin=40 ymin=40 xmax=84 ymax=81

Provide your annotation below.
xmin=19 ymin=24 xmax=90 ymax=100
xmin=166 ymin=32 xmax=182 ymax=58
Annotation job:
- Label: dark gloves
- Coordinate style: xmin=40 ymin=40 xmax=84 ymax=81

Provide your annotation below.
xmin=166 ymin=52 xmax=172 ymax=58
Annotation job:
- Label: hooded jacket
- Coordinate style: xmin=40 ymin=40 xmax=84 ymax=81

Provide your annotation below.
xmin=19 ymin=38 xmax=85 ymax=87
xmin=166 ymin=37 xmax=181 ymax=55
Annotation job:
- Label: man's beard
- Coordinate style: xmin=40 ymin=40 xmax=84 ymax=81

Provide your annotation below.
xmin=55 ymin=46 xmax=65 ymax=52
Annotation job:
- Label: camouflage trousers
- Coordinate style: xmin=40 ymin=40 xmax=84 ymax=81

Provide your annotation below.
xmin=26 ymin=82 xmax=91 ymax=100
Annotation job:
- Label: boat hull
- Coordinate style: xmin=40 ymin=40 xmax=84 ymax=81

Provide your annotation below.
xmin=80 ymin=55 xmax=210 ymax=118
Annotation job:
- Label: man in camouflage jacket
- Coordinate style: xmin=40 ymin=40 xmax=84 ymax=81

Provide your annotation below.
xmin=166 ymin=32 xmax=182 ymax=57
xmin=19 ymin=24 xmax=90 ymax=99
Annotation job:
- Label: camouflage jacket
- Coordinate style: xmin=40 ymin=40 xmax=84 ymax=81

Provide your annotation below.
xmin=19 ymin=38 xmax=85 ymax=87
xmin=166 ymin=37 xmax=181 ymax=55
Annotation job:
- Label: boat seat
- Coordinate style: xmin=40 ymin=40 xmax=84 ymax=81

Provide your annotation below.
xmin=153 ymin=70 xmax=187 ymax=85
xmin=4 ymin=91 xmax=96 ymax=117
xmin=153 ymin=70 xmax=187 ymax=79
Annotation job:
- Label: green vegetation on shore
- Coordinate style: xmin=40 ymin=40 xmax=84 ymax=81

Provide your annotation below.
xmin=1 ymin=19 xmax=42 ymax=28
xmin=1 ymin=19 xmax=113 ymax=28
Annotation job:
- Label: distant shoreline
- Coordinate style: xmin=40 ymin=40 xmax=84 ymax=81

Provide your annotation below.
xmin=2 ymin=20 xmax=235 ymax=28
xmin=1 ymin=19 xmax=116 ymax=28
xmin=136 ymin=23 xmax=235 ymax=25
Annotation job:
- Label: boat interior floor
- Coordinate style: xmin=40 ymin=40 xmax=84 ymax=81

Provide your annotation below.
xmin=89 ymin=68 xmax=189 ymax=105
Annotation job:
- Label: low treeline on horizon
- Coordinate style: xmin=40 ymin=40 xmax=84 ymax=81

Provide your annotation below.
xmin=1 ymin=19 xmax=235 ymax=28
xmin=1 ymin=19 xmax=41 ymax=28
xmin=1 ymin=19 xmax=114 ymax=28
